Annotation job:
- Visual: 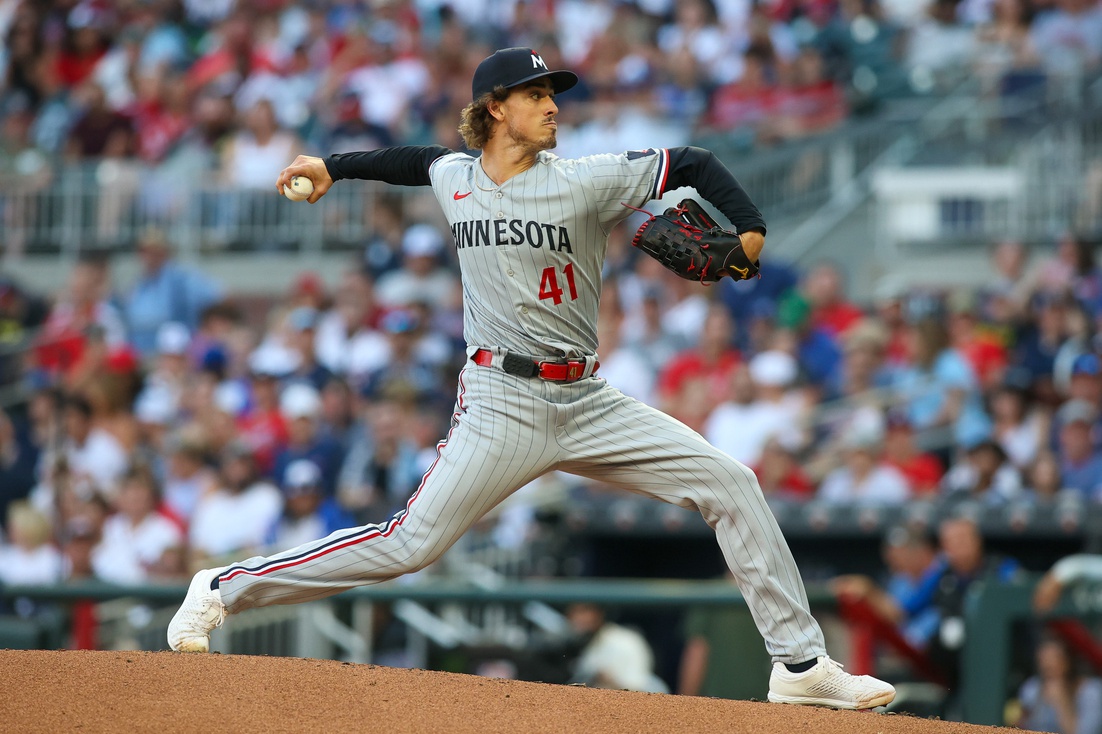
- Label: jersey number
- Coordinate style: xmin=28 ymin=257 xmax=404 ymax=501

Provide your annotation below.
xmin=538 ymin=264 xmax=578 ymax=305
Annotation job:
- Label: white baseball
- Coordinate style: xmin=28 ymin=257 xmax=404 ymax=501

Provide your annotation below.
xmin=283 ymin=176 xmax=314 ymax=202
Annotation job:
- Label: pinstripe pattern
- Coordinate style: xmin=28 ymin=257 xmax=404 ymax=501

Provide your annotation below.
xmin=216 ymin=146 xmax=827 ymax=664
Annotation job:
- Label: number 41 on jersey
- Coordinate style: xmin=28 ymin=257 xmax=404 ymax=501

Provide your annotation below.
xmin=538 ymin=264 xmax=578 ymax=305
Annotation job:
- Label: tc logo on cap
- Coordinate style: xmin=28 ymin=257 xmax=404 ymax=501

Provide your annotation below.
xmin=471 ymin=47 xmax=579 ymax=101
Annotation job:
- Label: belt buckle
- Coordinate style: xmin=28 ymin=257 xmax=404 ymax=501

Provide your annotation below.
xmin=538 ymin=359 xmax=584 ymax=382
xmin=536 ymin=359 xmax=565 ymax=382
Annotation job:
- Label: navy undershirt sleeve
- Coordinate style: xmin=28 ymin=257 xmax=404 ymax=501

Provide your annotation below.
xmin=665 ymin=146 xmax=767 ymax=235
xmin=323 ymin=145 xmax=454 ymax=187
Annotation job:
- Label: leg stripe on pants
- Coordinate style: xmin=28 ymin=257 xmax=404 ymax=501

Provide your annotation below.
xmin=218 ymin=375 xmax=469 ymax=585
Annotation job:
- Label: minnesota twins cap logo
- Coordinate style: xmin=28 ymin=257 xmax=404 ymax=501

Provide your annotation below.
xmin=471 ymin=47 xmax=579 ymax=101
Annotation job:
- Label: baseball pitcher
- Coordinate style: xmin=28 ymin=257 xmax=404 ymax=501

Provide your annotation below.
xmin=169 ymin=47 xmax=895 ymax=710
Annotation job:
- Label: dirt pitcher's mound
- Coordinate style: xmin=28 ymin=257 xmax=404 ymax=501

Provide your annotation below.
xmin=0 ymin=650 xmax=1015 ymax=734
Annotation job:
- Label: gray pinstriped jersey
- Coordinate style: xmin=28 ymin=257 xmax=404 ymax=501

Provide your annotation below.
xmin=429 ymin=148 xmax=671 ymax=359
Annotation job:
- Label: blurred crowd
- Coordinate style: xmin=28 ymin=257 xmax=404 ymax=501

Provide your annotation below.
xmin=0 ymin=0 xmax=1098 ymax=183
xmin=1 ymin=212 xmax=1102 ymax=592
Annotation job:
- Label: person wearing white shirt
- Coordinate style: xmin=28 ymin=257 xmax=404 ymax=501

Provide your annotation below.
xmin=92 ymin=468 xmax=184 ymax=585
xmin=707 ymin=352 xmax=807 ymax=467
xmin=0 ymin=501 xmax=62 ymax=618
xmin=819 ymin=428 xmax=912 ymax=505
xmin=61 ymin=394 xmax=128 ymax=497
xmin=189 ymin=442 xmax=282 ymax=563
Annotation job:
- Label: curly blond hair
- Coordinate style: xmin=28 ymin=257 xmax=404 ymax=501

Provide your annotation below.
xmin=458 ymin=86 xmax=510 ymax=150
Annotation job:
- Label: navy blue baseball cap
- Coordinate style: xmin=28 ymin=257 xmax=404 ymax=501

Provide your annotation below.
xmin=472 ymin=48 xmax=578 ymax=101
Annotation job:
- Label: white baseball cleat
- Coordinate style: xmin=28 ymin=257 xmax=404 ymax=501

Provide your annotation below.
xmin=767 ymin=656 xmax=896 ymax=710
xmin=168 ymin=568 xmax=227 ymax=652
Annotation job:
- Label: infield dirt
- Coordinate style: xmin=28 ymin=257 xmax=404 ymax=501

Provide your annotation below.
xmin=1 ymin=649 xmax=1018 ymax=733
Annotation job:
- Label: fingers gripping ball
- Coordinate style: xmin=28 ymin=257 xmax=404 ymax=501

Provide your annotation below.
xmin=630 ymin=199 xmax=760 ymax=283
xmin=283 ymin=176 xmax=314 ymax=202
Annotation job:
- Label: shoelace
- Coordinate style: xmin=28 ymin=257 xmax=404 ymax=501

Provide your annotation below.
xmin=201 ymin=598 xmax=226 ymax=629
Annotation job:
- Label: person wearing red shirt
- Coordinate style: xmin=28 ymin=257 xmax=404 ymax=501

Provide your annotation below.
xmin=883 ymin=415 xmax=944 ymax=495
xmin=804 ymin=262 xmax=864 ymax=339
xmin=657 ymin=304 xmax=741 ymax=407
xmin=754 ymin=437 xmax=816 ymax=500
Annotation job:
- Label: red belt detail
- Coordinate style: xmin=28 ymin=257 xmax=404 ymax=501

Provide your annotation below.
xmin=472 ymin=348 xmax=598 ymax=382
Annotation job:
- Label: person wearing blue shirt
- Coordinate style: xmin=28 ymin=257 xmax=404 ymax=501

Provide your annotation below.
xmin=1056 ymin=399 xmax=1102 ymax=498
xmin=124 ymin=228 xmax=222 ymax=358
xmin=266 ymin=459 xmax=356 ymax=552
xmin=892 ymin=317 xmax=992 ymax=450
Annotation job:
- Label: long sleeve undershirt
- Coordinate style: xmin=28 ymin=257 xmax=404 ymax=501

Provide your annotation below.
xmin=323 ymin=144 xmax=766 ymax=235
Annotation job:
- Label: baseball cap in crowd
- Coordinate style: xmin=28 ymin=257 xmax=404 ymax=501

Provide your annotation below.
xmin=402 ymin=224 xmax=444 ymax=259
xmin=283 ymin=459 xmax=322 ymax=496
xmin=1057 ymin=398 xmax=1098 ymax=427
xmin=280 ymin=382 xmax=322 ymax=421
xmin=381 ymin=309 xmax=419 ymax=335
xmin=1072 ymin=353 xmax=1101 ymax=377
xmin=248 ymin=345 xmax=300 ymax=377
xmin=749 ymin=350 xmax=798 ymax=388
xmin=156 ymin=322 xmax=190 ymax=355
xmin=134 ymin=386 xmax=176 ymax=425
xmin=471 ymin=47 xmax=578 ymax=101
xmin=213 ymin=381 xmax=248 ymax=416
xmin=287 ymin=306 xmax=319 ymax=332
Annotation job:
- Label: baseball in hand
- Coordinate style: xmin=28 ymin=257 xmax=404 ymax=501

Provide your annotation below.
xmin=283 ymin=176 xmax=314 ymax=202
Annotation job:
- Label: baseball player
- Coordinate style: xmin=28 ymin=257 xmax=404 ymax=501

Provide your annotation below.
xmin=169 ymin=47 xmax=895 ymax=710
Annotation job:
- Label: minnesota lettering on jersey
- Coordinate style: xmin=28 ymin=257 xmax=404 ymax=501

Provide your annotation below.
xmin=451 ymin=218 xmax=573 ymax=253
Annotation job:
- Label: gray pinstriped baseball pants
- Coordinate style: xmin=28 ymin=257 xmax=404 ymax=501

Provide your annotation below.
xmin=217 ymin=363 xmax=827 ymax=663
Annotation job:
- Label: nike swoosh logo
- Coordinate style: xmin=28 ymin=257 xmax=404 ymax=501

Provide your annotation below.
xmin=453 ymin=191 xmax=472 ymax=200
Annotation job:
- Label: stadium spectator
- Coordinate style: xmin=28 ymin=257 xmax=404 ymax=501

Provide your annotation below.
xmin=1055 ymin=399 xmax=1102 ymax=498
xmin=818 ymin=419 xmax=912 ymax=504
xmin=774 ymin=289 xmax=844 ymax=390
xmin=272 ymin=383 xmax=344 ymax=497
xmin=753 ymin=437 xmax=817 ymax=500
xmin=990 ymin=383 xmax=1045 ymax=469
xmin=0 ymin=501 xmax=62 ymax=618
xmin=162 ymin=427 xmax=216 ymax=525
xmin=947 ymin=291 xmax=1009 ymax=393
xmin=830 ymin=523 xmax=942 ymax=649
xmin=1029 ymin=0 xmax=1102 ymax=78
xmin=567 ymin=602 xmax=669 ymax=694
xmin=926 ymin=516 xmax=1021 ymax=687
xmin=124 ymin=228 xmax=222 ymax=357
xmin=892 ymin=316 xmax=992 ymax=453
xmin=1026 ymin=449 xmax=1065 ymax=502
xmin=941 ymin=439 xmax=1024 ymax=504
xmin=883 ymin=414 xmax=945 ymax=495
xmin=596 ymin=281 xmax=658 ymax=405
xmin=315 ymin=269 xmax=384 ymax=378
xmin=706 ymin=351 xmax=807 ymax=466
xmin=282 ymin=307 xmax=333 ymax=392
xmin=358 ymin=309 xmax=443 ymax=404
xmin=337 ymin=398 xmax=424 ymax=523
xmin=65 ymin=81 xmax=133 ymax=160
xmin=657 ymin=304 xmax=741 ymax=409
xmin=374 ymin=223 xmax=459 ymax=311
xmin=34 ymin=257 xmax=127 ymax=380
xmin=91 ymin=466 xmax=184 ymax=584
xmin=266 ymin=459 xmax=355 ymax=553
xmin=1014 ymin=633 xmax=1102 ymax=734
xmin=236 ymin=357 xmax=290 ymax=476
xmin=804 ymin=262 xmax=865 ymax=340
xmin=188 ymin=440 xmax=282 ymax=565
xmin=619 ymin=283 xmax=689 ymax=377
xmin=59 ymin=392 xmax=128 ymax=499
xmin=0 ymin=408 xmax=39 ymax=527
